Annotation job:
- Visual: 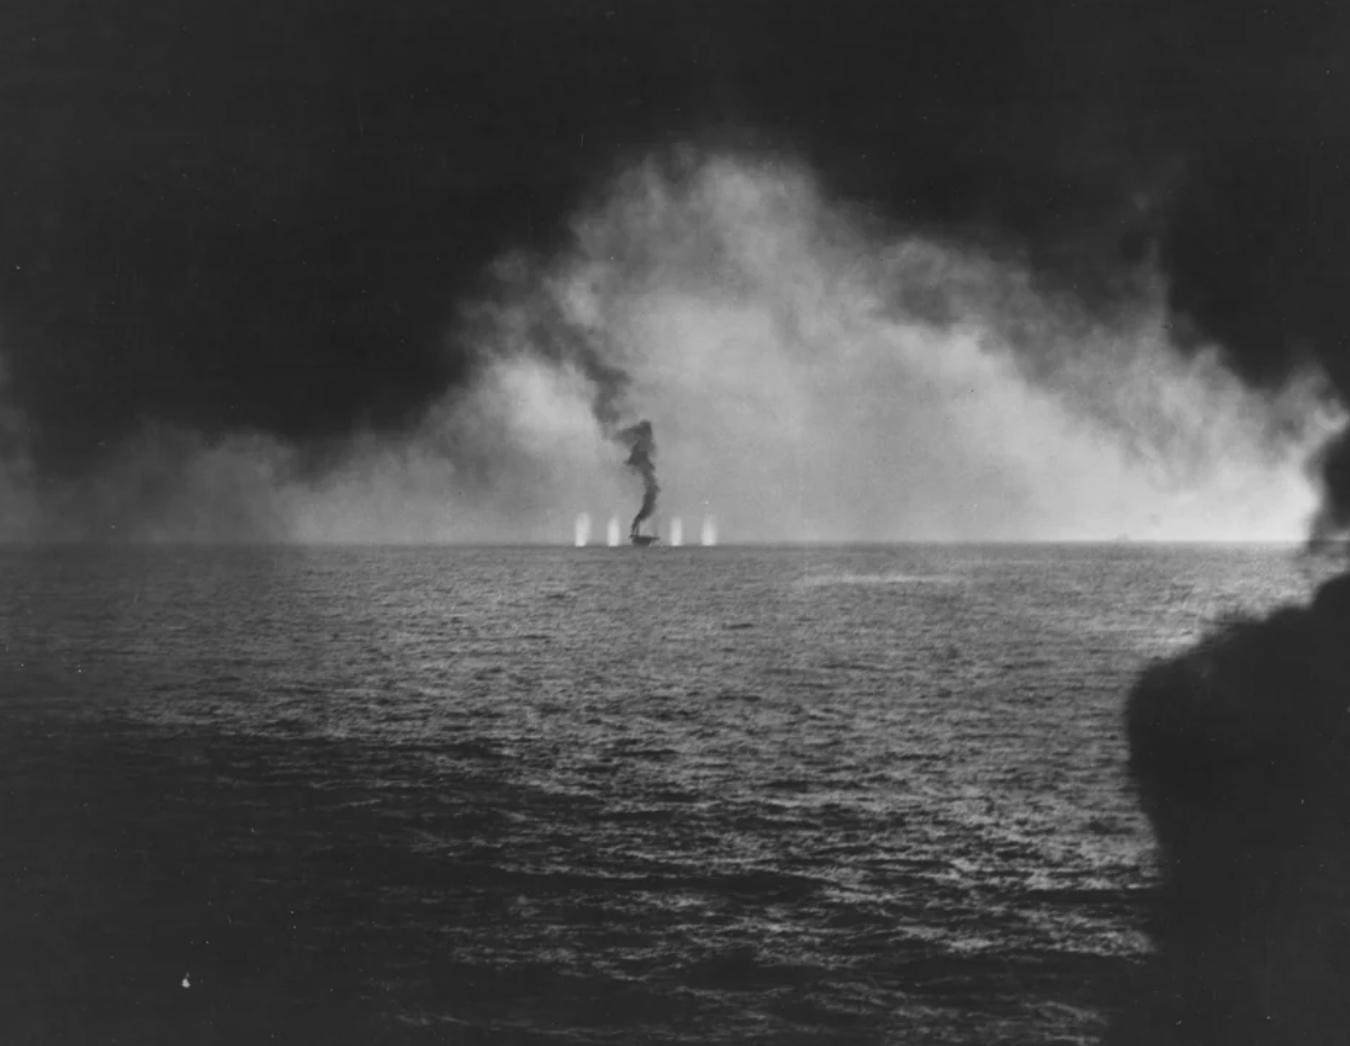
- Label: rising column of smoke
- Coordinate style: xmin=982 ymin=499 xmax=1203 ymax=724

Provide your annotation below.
xmin=547 ymin=152 xmax=1335 ymax=543
xmin=1 ymin=149 xmax=1337 ymax=544
xmin=454 ymin=250 xmax=662 ymax=540
xmin=617 ymin=419 xmax=658 ymax=537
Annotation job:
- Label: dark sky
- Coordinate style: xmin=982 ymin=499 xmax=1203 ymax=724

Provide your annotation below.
xmin=3 ymin=0 xmax=1349 ymax=476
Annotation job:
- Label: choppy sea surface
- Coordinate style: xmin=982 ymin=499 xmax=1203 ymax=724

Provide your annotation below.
xmin=0 ymin=544 xmax=1313 ymax=1044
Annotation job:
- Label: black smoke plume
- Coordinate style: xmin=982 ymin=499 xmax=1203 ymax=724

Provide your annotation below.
xmin=619 ymin=420 xmax=658 ymax=538
xmin=7 ymin=0 xmax=1350 ymax=542
xmin=1116 ymin=570 xmax=1350 ymax=1044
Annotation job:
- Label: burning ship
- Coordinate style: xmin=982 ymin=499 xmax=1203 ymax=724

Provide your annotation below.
xmin=621 ymin=419 xmax=661 ymax=548
xmin=575 ymin=513 xmax=711 ymax=548
xmin=630 ymin=524 xmax=659 ymax=547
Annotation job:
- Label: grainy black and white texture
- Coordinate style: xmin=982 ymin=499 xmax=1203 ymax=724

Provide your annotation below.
xmin=0 ymin=544 xmax=1314 ymax=1043
xmin=4 ymin=3 xmax=1350 ymax=1044
xmin=1 ymin=0 xmax=1348 ymax=540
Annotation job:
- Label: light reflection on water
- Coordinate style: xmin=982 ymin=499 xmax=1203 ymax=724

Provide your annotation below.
xmin=0 ymin=544 xmax=1309 ymax=1043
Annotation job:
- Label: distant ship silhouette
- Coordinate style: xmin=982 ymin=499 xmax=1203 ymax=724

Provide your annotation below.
xmin=630 ymin=517 xmax=659 ymax=547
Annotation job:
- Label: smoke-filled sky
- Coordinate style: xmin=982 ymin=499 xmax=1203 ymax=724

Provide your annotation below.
xmin=2 ymin=0 xmax=1349 ymax=543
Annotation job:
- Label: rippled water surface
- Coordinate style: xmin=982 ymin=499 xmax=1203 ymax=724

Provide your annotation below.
xmin=0 ymin=544 xmax=1311 ymax=1044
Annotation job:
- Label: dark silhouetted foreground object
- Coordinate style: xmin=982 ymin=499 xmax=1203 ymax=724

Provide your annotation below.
xmin=1119 ymin=572 xmax=1350 ymax=1045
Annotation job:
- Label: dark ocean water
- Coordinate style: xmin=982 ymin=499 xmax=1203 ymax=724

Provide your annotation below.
xmin=0 ymin=544 xmax=1311 ymax=1044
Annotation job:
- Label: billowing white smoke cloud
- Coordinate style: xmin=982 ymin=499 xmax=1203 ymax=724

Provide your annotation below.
xmin=0 ymin=149 xmax=1339 ymax=543
xmin=458 ymin=151 xmax=1338 ymax=543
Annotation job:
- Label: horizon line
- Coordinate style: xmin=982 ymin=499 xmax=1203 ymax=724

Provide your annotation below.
xmin=0 ymin=537 xmax=1322 ymax=550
